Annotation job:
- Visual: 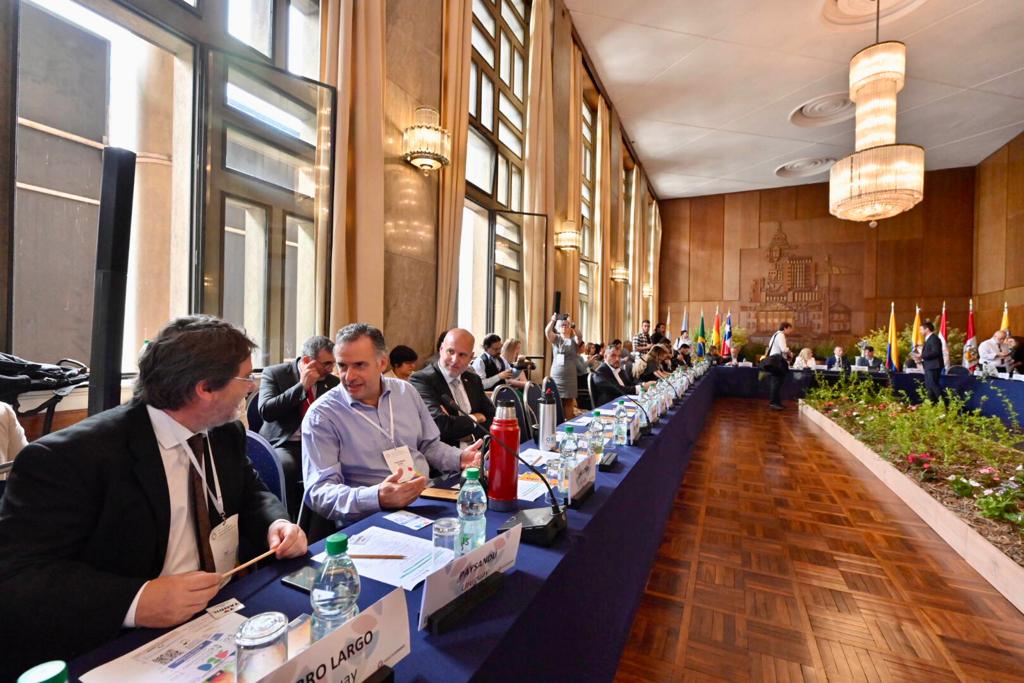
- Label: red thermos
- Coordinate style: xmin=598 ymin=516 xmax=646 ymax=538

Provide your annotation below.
xmin=487 ymin=398 xmax=520 ymax=511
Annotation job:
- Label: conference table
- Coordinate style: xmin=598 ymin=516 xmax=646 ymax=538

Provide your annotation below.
xmin=71 ymin=374 xmax=717 ymax=682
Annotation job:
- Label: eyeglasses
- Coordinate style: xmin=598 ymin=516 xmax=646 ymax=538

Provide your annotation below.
xmin=231 ymin=373 xmax=260 ymax=385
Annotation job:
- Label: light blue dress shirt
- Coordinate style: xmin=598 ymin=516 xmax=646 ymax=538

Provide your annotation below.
xmin=301 ymin=377 xmax=463 ymax=524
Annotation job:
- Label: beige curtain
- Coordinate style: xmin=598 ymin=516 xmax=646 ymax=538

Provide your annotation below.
xmin=523 ymin=0 xmax=555 ymax=360
xmin=627 ymin=168 xmax=644 ymax=332
xmin=562 ymin=43 xmax=584 ymax=319
xmin=321 ymin=0 xmax=386 ymax=332
xmin=650 ymin=200 xmax=663 ymax=326
xmin=595 ymin=96 xmax=613 ymax=341
xmin=433 ymin=0 xmax=474 ymax=335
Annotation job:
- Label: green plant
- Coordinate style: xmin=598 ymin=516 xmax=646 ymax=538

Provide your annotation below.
xmin=947 ymin=474 xmax=981 ymax=497
xmin=859 ymin=325 xmax=966 ymax=369
xmin=975 ymin=487 xmax=1022 ymax=520
xmin=729 ymin=326 xmax=749 ymax=349
xmin=813 ymin=339 xmax=843 ymax=361
xmin=745 ymin=341 xmax=766 ymax=360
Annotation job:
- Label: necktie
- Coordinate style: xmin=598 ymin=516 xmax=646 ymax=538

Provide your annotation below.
xmin=450 ymin=377 xmax=471 ymax=414
xmin=301 ymin=386 xmax=316 ymax=417
xmin=186 ymin=434 xmax=217 ymax=573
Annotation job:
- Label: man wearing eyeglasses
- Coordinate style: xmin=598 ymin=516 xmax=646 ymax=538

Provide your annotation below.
xmin=258 ymin=335 xmax=340 ymax=520
xmin=0 ymin=316 xmax=307 ymax=678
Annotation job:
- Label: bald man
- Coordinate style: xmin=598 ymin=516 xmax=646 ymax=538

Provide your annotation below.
xmin=410 ymin=329 xmax=496 ymax=446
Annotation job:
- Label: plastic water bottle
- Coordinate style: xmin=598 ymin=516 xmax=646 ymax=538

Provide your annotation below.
xmin=613 ymin=400 xmax=629 ymax=447
xmin=16 ymin=661 xmax=68 ymax=683
xmin=588 ymin=411 xmax=605 ymax=464
xmin=558 ymin=426 xmax=578 ymax=502
xmin=311 ymin=532 xmax=360 ymax=641
xmin=457 ymin=467 xmax=488 ymax=555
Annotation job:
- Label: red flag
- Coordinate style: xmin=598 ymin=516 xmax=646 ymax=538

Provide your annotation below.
xmin=964 ymin=299 xmax=977 ymax=371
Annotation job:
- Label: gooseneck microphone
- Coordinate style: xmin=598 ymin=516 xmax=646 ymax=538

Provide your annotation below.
xmin=440 ymin=393 xmax=490 ymax=440
xmin=604 ymin=371 xmax=652 ymax=428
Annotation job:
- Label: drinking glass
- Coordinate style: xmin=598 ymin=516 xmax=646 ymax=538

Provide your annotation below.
xmin=235 ymin=611 xmax=289 ymax=682
xmin=432 ymin=517 xmax=459 ymax=568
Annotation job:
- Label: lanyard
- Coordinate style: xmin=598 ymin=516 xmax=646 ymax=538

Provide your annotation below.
xmin=351 ymin=394 xmax=396 ymax=446
xmin=180 ymin=433 xmax=226 ymax=521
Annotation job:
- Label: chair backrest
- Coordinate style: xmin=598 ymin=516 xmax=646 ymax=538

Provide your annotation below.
xmin=0 ymin=461 xmax=12 ymax=505
xmin=492 ymin=385 xmax=530 ymax=440
xmin=542 ymin=377 xmax=565 ymax=424
xmin=245 ymin=430 xmax=287 ymax=512
xmin=947 ymin=365 xmax=969 ymax=376
xmin=246 ymin=392 xmax=263 ymax=434
xmin=524 ymin=381 xmax=542 ymax=427
xmin=587 ymin=372 xmax=602 ymax=409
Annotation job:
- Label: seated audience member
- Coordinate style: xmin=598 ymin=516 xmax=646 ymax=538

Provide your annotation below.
xmin=258 ymin=335 xmax=339 ymax=520
xmin=706 ymin=345 xmax=724 ymax=366
xmin=726 ymin=346 xmax=744 ymax=366
xmin=792 ymin=347 xmax=816 ymax=370
xmin=904 ymin=351 xmax=919 ymax=370
xmin=676 ymin=343 xmax=694 ymax=368
xmin=826 ymin=346 xmax=851 ymax=371
xmin=856 ymin=345 xmax=883 ymax=371
xmin=470 ymin=333 xmax=515 ymax=391
xmin=302 ymin=324 xmax=482 ymax=525
xmin=0 ymin=401 xmax=28 ymax=463
xmin=500 ymin=338 xmax=530 ymax=390
xmin=632 ymin=320 xmax=653 ymax=354
xmin=411 ymin=328 xmax=495 ymax=446
xmin=1006 ymin=336 xmax=1022 ymax=375
xmin=591 ymin=344 xmax=651 ymax=406
xmin=979 ymin=330 xmax=1011 ymax=371
xmin=638 ymin=345 xmax=672 ymax=382
xmin=673 ymin=329 xmax=691 ymax=351
xmin=657 ymin=343 xmax=674 ymax=373
xmin=384 ymin=345 xmax=418 ymax=381
xmin=0 ymin=316 xmax=307 ymax=678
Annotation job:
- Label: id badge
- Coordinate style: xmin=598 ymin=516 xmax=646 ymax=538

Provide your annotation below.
xmin=382 ymin=445 xmax=420 ymax=481
xmin=209 ymin=513 xmax=239 ymax=575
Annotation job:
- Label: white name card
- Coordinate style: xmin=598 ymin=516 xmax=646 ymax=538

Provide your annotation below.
xmin=258 ymin=588 xmax=410 ymax=683
xmin=567 ymin=454 xmax=595 ymax=504
xmin=417 ymin=524 xmax=522 ymax=630
xmin=851 ymin=364 xmax=867 ymax=373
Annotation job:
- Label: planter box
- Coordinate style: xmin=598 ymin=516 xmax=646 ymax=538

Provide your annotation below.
xmin=799 ymin=400 xmax=1024 ymax=615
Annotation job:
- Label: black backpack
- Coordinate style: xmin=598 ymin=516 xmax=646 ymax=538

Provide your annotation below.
xmin=0 ymin=353 xmax=90 ymax=435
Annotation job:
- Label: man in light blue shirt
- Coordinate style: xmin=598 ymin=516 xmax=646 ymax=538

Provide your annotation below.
xmin=302 ymin=323 xmax=483 ymax=524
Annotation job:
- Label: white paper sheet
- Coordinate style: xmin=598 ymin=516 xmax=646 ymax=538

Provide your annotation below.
xmin=314 ymin=526 xmax=434 ymax=591
xmin=81 ymin=612 xmax=245 ymax=683
xmin=516 ymin=476 xmax=548 ymax=501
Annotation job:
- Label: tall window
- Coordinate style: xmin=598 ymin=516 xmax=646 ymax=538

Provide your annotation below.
xmin=459 ymin=0 xmax=530 ymax=342
xmin=578 ymin=98 xmax=597 ymax=341
xmin=6 ymin=0 xmax=331 ymax=371
xmin=622 ymin=154 xmax=636 ymax=337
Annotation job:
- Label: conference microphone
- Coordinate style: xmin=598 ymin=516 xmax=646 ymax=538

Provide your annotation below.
xmin=440 ymin=393 xmax=491 ymax=441
xmin=605 ymin=378 xmax=652 ymax=436
xmin=442 ymin=389 xmax=566 ymax=545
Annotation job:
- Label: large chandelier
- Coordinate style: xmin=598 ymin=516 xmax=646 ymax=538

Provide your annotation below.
xmin=829 ymin=2 xmax=924 ymax=222
xmin=403 ymin=107 xmax=451 ymax=171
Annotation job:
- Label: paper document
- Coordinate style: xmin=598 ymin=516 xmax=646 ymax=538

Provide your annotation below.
xmin=517 ymin=475 xmax=548 ymax=502
xmin=519 ymin=448 xmax=552 ymax=466
xmin=315 ymin=526 xmax=434 ymax=591
xmin=384 ymin=509 xmax=433 ymax=530
xmin=82 ymin=612 xmax=245 ymax=683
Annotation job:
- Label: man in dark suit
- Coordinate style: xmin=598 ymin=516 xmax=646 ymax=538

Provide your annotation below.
xmin=0 ymin=316 xmax=307 ymax=678
xmin=826 ymin=346 xmax=851 ymax=372
xmin=410 ymin=328 xmax=495 ymax=446
xmin=591 ymin=344 xmax=644 ymax=407
xmin=258 ymin=335 xmax=339 ymax=519
xmin=856 ymin=345 xmax=883 ymax=371
xmin=914 ymin=320 xmax=945 ymax=403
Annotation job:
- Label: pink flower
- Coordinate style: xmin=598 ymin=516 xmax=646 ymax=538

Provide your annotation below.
xmin=922 ymin=463 xmax=932 ymax=470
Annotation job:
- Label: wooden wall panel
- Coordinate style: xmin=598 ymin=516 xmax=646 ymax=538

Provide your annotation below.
xmin=1005 ymin=135 xmax=1024 ymax=289
xmin=974 ymin=145 xmax=1008 ymax=294
xmin=658 ymin=167 xmax=977 ymax=346
xmin=688 ymin=195 xmax=724 ymax=303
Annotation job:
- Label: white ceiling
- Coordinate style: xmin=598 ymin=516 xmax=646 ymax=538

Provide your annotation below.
xmin=565 ymin=0 xmax=1024 ymax=198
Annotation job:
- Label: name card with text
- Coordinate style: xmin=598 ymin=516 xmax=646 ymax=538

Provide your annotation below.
xmin=258 ymin=588 xmax=410 ymax=683
xmin=417 ymin=524 xmax=522 ymax=630
xmin=567 ymin=454 xmax=595 ymax=504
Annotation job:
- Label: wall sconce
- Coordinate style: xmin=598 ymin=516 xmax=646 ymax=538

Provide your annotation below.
xmin=403 ymin=106 xmax=451 ymax=171
xmin=610 ymin=265 xmax=628 ymax=282
xmin=555 ymin=219 xmax=580 ymax=251
xmin=642 ymin=282 xmax=653 ymax=298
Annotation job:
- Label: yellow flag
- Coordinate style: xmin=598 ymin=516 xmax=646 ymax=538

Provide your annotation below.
xmin=911 ymin=306 xmax=922 ymax=348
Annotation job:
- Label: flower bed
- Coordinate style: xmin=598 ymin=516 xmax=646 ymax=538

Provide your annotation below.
xmin=802 ymin=373 xmax=1024 ymax=567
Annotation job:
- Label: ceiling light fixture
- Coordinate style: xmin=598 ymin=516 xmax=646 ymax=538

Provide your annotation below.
xmin=403 ymin=106 xmax=451 ymax=171
xmin=829 ymin=0 xmax=924 ymax=222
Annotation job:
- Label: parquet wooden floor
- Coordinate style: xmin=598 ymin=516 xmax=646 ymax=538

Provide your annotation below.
xmin=615 ymin=398 xmax=1024 ymax=683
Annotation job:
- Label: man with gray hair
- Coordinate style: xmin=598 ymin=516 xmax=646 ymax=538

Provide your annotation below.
xmin=302 ymin=324 xmax=483 ymax=525
xmin=258 ymin=335 xmax=339 ymax=520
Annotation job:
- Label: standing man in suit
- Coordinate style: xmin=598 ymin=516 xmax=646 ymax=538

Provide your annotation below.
xmin=410 ymin=328 xmax=495 ymax=447
xmin=0 ymin=316 xmax=307 ymax=678
xmin=826 ymin=346 xmax=851 ymax=372
xmin=258 ymin=335 xmax=339 ymax=520
xmin=914 ymin=320 xmax=945 ymax=403
xmin=856 ymin=345 xmax=883 ymax=371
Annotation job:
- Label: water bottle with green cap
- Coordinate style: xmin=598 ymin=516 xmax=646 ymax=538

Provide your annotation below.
xmin=558 ymin=426 xmax=578 ymax=503
xmin=17 ymin=661 xmax=67 ymax=683
xmin=588 ymin=411 xmax=605 ymax=464
xmin=457 ymin=467 xmax=487 ymax=555
xmin=311 ymin=532 xmax=360 ymax=641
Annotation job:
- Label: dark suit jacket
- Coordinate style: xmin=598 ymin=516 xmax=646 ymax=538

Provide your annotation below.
xmin=826 ymin=355 xmax=851 ymax=371
xmin=409 ymin=363 xmax=495 ymax=446
xmin=258 ymin=359 xmax=339 ymax=447
xmin=591 ymin=362 xmax=638 ymax=407
xmin=921 ymin=333 xmax=944 ymax=371
xmin=856 ymin=356 xmax=883 ymax=370
xmin=0 ymin=400 xmax=287 ymax=677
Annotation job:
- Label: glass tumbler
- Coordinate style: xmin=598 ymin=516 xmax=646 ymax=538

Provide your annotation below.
xmin=432 ymin=517 xmax=459 ymax=568
xmin=235 ymin=611 xmax=289 ymax=682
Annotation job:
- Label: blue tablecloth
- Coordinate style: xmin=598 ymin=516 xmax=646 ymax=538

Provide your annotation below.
xmin=70 ymin=375 xmax=716 ymax=682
